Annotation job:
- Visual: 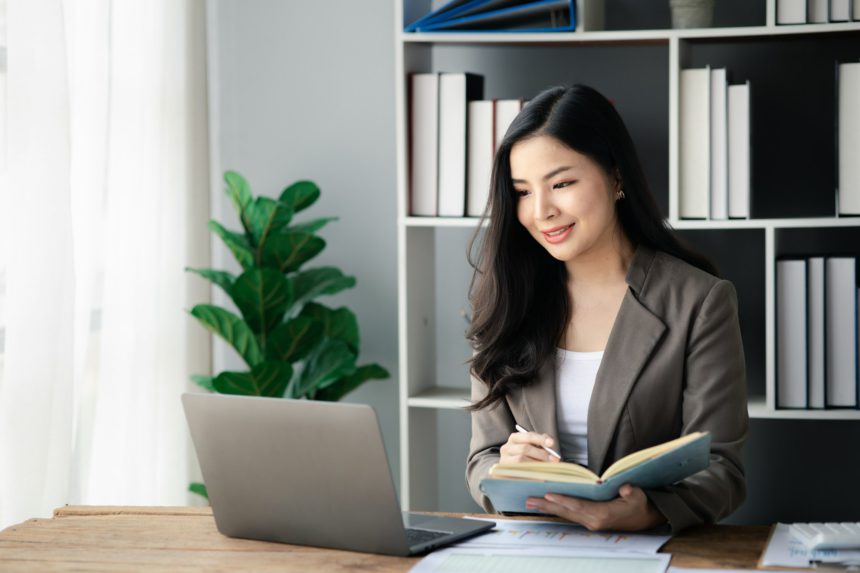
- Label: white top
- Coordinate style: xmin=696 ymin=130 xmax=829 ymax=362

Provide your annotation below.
xmin=555 ymin=348 xmax=603 ymax=466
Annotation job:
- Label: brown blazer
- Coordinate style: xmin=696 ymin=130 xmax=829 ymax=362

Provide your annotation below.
xmin=466 ymin=245 xmax=749 ymax=532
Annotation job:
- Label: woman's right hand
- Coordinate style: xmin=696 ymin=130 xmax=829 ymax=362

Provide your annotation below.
xmin=499 ymin=431 xmax=561 ymax=464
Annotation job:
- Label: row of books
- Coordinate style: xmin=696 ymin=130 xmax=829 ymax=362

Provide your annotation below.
xmin=411 ymin=63 xmax=860 ymax=220
xmin=679 ymin=67 xmax=752 ymax=220
xmin=680 ymin=61 xmax=860 ymax=220
xmin=777 ymin=0 xmax=860 ymax=24
xmin=405 ymin=0 xmax=575 ymax=33
xmin=410 ymin=72 xmax=526 ymax=217
xmin=777 ymin=256 xmax=859 ymax=409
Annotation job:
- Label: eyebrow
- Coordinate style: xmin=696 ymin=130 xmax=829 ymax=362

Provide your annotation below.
xmin=511 ymin=165 xmax=576 ymax=184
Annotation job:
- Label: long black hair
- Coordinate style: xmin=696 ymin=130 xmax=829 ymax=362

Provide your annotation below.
xmin=467 ymin=84 xmax=716 ymax=410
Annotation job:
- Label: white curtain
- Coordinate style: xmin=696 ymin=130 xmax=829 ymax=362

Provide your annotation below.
xmin=0 ymin=0 xmax=211 ymax=527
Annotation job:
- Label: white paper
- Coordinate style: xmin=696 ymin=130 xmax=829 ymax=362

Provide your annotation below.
xmin=670 ymin=568 xmax=795 ymax=573
xmin=454 ymin=518 xmax=671 ymax=554
xmin=410 ymin=547 xmax=670 ymax=573
xmin=760 ymin=523 xmax=860 ymax=568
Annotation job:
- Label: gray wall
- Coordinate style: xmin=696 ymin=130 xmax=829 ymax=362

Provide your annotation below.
xmin=211 ymin=0 xmax=860 ymax=524
xmin=211 ymin=0 xmax=401 ymax=486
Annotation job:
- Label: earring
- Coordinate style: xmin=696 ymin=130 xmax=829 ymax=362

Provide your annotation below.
xmin=616 ymin=189 xmax=626 ymax=200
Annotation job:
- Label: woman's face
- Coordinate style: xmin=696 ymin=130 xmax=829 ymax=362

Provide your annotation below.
xmin=510 ymin=134 xmax=622 ymax=265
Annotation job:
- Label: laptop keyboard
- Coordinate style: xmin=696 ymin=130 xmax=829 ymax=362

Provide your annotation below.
xmin=791 ymin=522 xmax=860 ymax=550
xmin=406 ymin=528 xmax=451 ymax=547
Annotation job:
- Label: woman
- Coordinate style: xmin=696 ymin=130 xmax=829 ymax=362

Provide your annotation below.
xmin=465 ymin=84 xmax=748 ymax=533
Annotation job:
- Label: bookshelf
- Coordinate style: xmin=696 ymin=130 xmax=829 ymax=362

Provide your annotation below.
xmin=394 ymin=0 xmax=860 ymax=511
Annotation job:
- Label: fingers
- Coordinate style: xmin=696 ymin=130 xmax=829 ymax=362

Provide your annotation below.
xmin=528 ymin=494 xmax=611 ymax=531
xmin=500 ymin=443 xmax=555 ymax=463
xmin=499 ymin=431 xmax=559 ymax=463
xmin=511 ymin=430 xmax=556 ymax=449
xmin=524 ymin=486 xmax=653 ymax=532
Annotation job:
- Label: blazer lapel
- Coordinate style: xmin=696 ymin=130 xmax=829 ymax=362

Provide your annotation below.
xmin=520 ymin=361 xmax=560 ymax=450
xmin=587 ymin=251 xmax=666 ymax=473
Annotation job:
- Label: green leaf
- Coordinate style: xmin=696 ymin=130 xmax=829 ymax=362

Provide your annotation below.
xmin=224 ymin=171 xmax=254 ymax=233
xmin=267 ymin=316 xmax=324 ymax=362
xmin=296 ymin=339 xmax=356 ymax=397
xmin=247 ymin=196 xmax=293 ymax=249
xmin=190 ymin=304 xmax=263 ymax=367
xmin=208 ymin=220 xmax=254 ymax=270
xmin=288 ymin=217 xmax=337 ymax=235
xmin=189 ymin=482 xmax=209 ymax=499
xmin=212 ymin=361 xmax=294 ymax=398
xmin=191 ymin=374 xmax=216 ymax=392
xmin=185 ymin=267 xmax=236 ymax=294
xmin=291 ymin=267 xmax=356 ymax=309
xmin=279 ymin=180 xmax=320 ymax=213
xmin=261 ymin=232 xmax=325 ymax=273
xmin=227 ymin=269 xmax=293 ymax=335
xmin=316 ymin=363 xmax=390 ymax=402
xmin=299 ymin=302 xmax=359 ymax=354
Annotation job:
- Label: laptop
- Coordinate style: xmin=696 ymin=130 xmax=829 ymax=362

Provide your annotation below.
xmin=182 ymin=392 xmax=494 ymax=556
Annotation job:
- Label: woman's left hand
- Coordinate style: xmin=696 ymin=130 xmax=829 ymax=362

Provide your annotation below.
xmin=525 ymin=484 xmax=667 ymax=531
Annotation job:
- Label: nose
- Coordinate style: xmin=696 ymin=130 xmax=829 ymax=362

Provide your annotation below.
xmin=533 ymin=188 xmax=557 ymax=221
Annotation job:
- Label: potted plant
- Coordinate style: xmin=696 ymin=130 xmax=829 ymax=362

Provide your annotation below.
xmin=186 ymin=171 xmax=389 ymax=498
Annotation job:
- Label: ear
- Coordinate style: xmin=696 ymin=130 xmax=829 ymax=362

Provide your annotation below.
xmin=612 ymin=167 xmax=623 ymax=191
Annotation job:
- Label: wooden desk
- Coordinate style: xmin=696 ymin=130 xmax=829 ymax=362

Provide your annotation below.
xmin=0 ymin=506 xmax=773 ymax=572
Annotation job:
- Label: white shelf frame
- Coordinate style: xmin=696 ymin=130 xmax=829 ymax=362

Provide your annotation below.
xmin=407 ymin=386 xmax=471 ymax=409
xmin=407 ymin=390 xmax=860 ymax=419
xmin=402 ymin=216 xmax=486 ymax=227
xmin=400 ymin=22 xmax=860 ymax=45
xmin=748 ymin=397 xmax=860 ymax=419
xmin=395 ymin=0 xmax=860 ymax=511
xmin=403 ymin=215 xmax=860 ymax=230
xmin=671 ymin=217 xmax=860 ymax=230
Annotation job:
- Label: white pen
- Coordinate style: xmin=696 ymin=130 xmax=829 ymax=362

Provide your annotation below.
xmin=514 ymin=423 xmax=562 ymax=460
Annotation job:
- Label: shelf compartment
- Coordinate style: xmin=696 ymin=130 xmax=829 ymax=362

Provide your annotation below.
xmin=397 ymin=226 xmax=484 ymax=410
xmin=403 ymin=406 xmax=480 ymax=512
xmin=681 ymin=30 xmax=860 ymax=220
xmin=401 ymin=0 xmax=767 ymax=39
xmin=403 ymin=41 xmax=670 ymax=218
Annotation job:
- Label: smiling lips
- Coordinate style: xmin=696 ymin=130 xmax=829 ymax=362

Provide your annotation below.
xmin=541 ymin=223 xmax=575 ymax=244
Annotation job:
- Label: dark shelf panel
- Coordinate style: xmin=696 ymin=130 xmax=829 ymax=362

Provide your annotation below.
xmin=677 ymin=228 xmax=767 ymax=399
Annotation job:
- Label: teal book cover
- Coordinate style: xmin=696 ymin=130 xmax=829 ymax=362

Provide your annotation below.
xmin=479 ymin=432 xmax=711 ymax=513
xmin=407 ymin=0 xmax=575 ymax=33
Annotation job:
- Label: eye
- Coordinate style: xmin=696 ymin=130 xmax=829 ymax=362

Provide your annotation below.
xmin=514 ymin=189 xmax=530 ymax=197
xmin=553 ymin=180 xmax=576 ymax=190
